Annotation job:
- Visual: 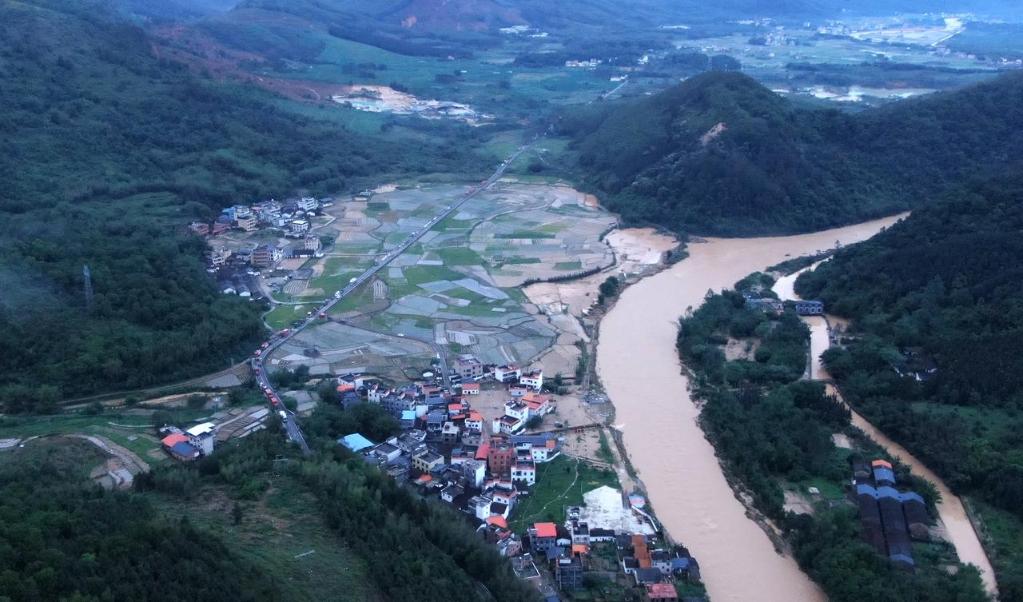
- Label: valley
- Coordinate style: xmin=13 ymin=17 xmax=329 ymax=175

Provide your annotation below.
xmin=2 ymin=1 xmax=1023 ymax=601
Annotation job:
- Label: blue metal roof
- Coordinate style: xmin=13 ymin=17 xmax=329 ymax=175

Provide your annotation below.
xmin=339 ymin=433 xmax=374 ymax=452
xmin=872 ymin=466 xmax=896 ymax=484
xmin=170 ymin=441 xmax=198 ymax=457
xmin=856 ymin=484 xmax=879 ymax=497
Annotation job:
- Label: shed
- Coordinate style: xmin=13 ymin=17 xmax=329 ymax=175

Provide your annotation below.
xmin=339 ymin=433 xmax=375 ymax=452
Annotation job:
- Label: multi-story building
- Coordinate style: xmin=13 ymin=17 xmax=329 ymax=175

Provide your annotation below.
xmin=186 ymin=422 xmax=216 ymax=456
xmin=519 ymin=370 xmax=543 ymax=391
xmin=494 ymin=364 xmax=521 ymax=383
xmin=235 ymin=214 xmax=259 ymax=232
xmin=511 ymin=460 xmax=536 ymax=486
xmin=251 ymin=243 xmax=282 ymax=268
xmin=208 ymin=246 xmax=232 ymax=267
xmin=487 ymin=437 xmax=516 ymax=478
xmin=297 ymin=196 xmax=319 ymax=212
xmin=412 ymin=449 xmax=443 ymax=473
xmin=454 ymin=355 xmax=484 ymax=381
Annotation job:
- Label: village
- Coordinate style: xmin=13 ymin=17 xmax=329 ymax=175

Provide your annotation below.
xmin=155 ymin=350 xmax=705 ymax=601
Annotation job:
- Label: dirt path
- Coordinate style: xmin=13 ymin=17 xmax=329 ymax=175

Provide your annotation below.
xmin=69 ymin=434 xmax=151 ymax=474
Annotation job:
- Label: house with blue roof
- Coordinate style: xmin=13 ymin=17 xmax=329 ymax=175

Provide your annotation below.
xmin=339 ymin=433 xmax=375 ymax=452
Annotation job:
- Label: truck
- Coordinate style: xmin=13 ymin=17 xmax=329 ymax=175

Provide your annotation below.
xmin=278 ymin=410 xmax=288 ymax=422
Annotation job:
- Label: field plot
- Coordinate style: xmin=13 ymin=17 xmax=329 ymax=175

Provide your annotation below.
xmin=267 ymin=181 xmax=618 ymax=378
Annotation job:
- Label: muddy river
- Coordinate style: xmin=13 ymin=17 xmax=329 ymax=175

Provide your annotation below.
xmin=596 ymin=215 xmax=905 ymax=602
xmin=774 ymin=266 xmax=998 ymax=597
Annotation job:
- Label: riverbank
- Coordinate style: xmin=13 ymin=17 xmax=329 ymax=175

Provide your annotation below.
xmin=774 ymin=263 xmax=998 ymax=596
xmin=594 ymin=215 xmax=904 ymax=602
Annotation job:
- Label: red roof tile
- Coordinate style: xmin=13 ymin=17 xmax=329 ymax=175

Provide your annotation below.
xmin=161 ymin=433 xmax=189 ymax=447
xmin=534 ymin=522 xmax=557 ymax=538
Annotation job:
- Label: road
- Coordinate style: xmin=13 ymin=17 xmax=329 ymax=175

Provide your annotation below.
xmin=250 ymin=141 xmax=537 ymax=453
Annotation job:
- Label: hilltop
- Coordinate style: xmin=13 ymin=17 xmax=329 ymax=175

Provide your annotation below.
xmin=562 ymin=71 xmax=1023 ymax=235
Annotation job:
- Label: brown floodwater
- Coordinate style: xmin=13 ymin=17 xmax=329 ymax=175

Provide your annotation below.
xmin=774 ymin=266 xmax=998 ymax=596
xmin=596 ymin=215 xmax=905 ymax=602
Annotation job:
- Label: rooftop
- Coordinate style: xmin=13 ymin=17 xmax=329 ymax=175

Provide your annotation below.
xmin=186 ymin=422 xmax=216 ymax=437
xmin=534 ymin=522 xmax=557 ymax=538
xmin=339 ymin=433 xmax=375 ymax=452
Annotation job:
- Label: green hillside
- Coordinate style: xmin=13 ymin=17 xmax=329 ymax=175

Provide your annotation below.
xmin=562 ymin=71 xmax=1023 ymax=236
xmin=0 ymin=0 xmax=486 ymax=409
xmin=795 ymin=171 xmax=1023 ymax=598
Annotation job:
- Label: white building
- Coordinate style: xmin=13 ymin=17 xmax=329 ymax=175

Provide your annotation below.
xmin=494 ymin=364 xmax=521 ymax=383
xmin=519 ymin=370 xmax=543 ymax=391
xmin=511 ymin=461 xmax=536 ymax=487
xmin=297 ymin=197 xmax=319 ymax=212
xmin=186 ymin=422 xmax=216 ymax=456
xmin=470 ymin=495 xmax=493 ymax=521
xmin=463 ymin=459 xmax=486 ymax=488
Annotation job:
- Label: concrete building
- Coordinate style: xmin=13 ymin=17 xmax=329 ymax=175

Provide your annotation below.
xmin=235 ymin=214 xmax=259 ymax=232
xmin=251 ymin=244 xmax=282 ymax=268
xmin=186 ymin=422 xmax=216 ymax=456
xmin=412 ymin=449 xmax=443 ymax=473
xmin=519 ymin=370 xmax=543 ymax=391
xmin=487 ymin=437 xmax=516 ymax=478
xmin=495 ymin=364 xmax=521 ymax=383
xmin=454 ymin=355 xmax=484 ymax=380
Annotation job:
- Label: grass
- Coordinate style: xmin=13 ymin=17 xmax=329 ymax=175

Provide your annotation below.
xmin=509 ymin=456 xmax=619 ymax=532
xmin=266 ymin=304 xmax=310 ymax=329
xmin=308 ymin=270 xmax=362 ymax=296
xmin=330 ymin=283 xmax=375 ymax=314
xmin=554 ymin=260 xmax=583 ymax=271
xmin=597 ymin=431 xmax=615 ymax=464
xmin=152 ymin=476 xmax=382 ymax=602
xmin=435 ymin=246 xmax=484 ymax=266
xmin=495 ymin=230 xmax=556 ymax=240
xmin=972 ymin=498 xmax=1023 ymax=588
xmin=434 ymin=215 xmax=476 ymax=231
xmin=403 ymin=265 xmax=465 ymax=286
xmin=498 ymin=256 xmax=542 ymax=265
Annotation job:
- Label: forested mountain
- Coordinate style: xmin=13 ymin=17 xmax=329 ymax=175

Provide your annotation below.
xmin=561 ymin=71 xmax=1023 ymax=236
xmin=0 ymin=439 xmax=281 ymax=601
xmin=0 ymin=0 xmax=487 ymax=409
xmin=796 ymin=171 xmax=1023 ymax=597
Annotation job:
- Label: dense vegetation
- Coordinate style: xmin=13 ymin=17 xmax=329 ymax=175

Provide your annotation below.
xmin=142 ymin=404 xmax=539 ymax=602
xmin=0 ymin=0 xmax=487 ymax=407
xmin=796 ymin=171 xmax=1023 ymax=598
xmin=676 ymin=280 xmax=987 ymax=602
xmin=0 ymin=439 xmax=280 ymax=601
xmin=561 ymin=70 xmax=1023 ymax=235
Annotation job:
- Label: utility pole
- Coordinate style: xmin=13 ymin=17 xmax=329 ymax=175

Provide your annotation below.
xmin=83 ymin=265 xmax=94 ymax=311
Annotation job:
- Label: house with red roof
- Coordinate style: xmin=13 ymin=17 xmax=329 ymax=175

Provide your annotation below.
xmin=530 ymin=522 xmax=559 ymax=556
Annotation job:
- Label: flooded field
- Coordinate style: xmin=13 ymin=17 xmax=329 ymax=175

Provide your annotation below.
xmin=596 ymin=215 xmax=904 ymax=602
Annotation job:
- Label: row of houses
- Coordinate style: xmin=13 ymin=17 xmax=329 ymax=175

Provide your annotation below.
xmin=527 ymin=520 xmax=701 ymax=597
xmin=853 ymin=458 xmax=930 ymax=569
xmin=329 ymin=368 xmax=706 ymax=599
xmin=744 ymin=293 xmax=825 ymax=316
xmin=452 ymin=354 xmax=545 ymax=391
xmin=332 ymin=370 xmax=570 ymax=563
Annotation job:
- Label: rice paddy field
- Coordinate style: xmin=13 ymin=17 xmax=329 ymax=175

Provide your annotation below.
xmin=265 ymin=180 xmax=617 ymax=381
